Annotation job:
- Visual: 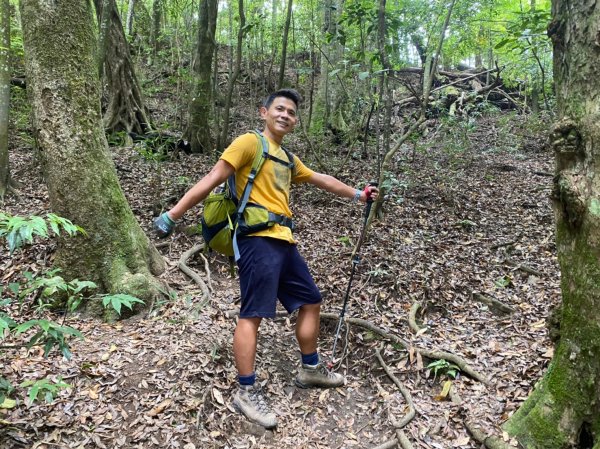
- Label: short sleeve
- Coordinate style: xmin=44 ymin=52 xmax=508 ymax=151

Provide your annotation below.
xmin=219 ymin=133 xmax=257 ymax=170
xmin=291 ymin=155 xmax=314 ymax=183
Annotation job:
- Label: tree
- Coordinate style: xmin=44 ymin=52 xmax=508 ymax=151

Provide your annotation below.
xmin=20 ymin=0 xmax=165 ymax=310
xmin=0 ymin=0 xmax=13 ymax=200
xmin=277 ymin=0 xmax=293 ymax=89
xmin=150 ymin=0 xmax=162 ymax=64
xmin=125 ymin=0 xmax=135 ymax=37
xmin=184 ymin=0 xmax=218 ymax=154
xmin=504 ymin=2 xmax=600 ymax=447
xmin=217 ymin=0 xmax=246 ymax=153
xmin=95 ymin=0 xmax=153 ymax=135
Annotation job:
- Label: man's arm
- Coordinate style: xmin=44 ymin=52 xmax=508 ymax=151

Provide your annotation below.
xmin=169 ymin=159 xmax=235 ymax=220
xmin=306 ymin=172 xmax=377 ymax=203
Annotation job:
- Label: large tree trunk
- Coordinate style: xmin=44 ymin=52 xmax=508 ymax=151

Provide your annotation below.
xmin=504 ymin=2 xmax=600 ymax=448
xmin=0 ymin=0 xmax=13 ymax=200
xmin=95 ymin=0 xmax=152 ymax=135
xmin=183 ymin=0 xmax=217 ymax=154
xmin=21 ymin=0 xmax=165 ymax=312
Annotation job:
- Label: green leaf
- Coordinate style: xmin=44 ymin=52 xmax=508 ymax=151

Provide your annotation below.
xmin=358 ymin=71 xmax=370 ymax=80
xmin=28 ymin=384 xmax=40 ymax=403
xmin=495 ymin=38 xmax=511 ymax=49
xmin=58 ymin=325 xmax=83 ymax=338
xmin=14 ymin=320 xmax=40 ymax=335
xmin=0 ymin=398 xmax=16 ymax=409
xmin=37 ymin=320 xmax=51 ymax=332
xmin=8 ymin=283 xmax=20 ymax=295
xmin=101 ymin=294 xmax=144 ymax=315
xmin=70 ymin=280 xmax=97 ymax=294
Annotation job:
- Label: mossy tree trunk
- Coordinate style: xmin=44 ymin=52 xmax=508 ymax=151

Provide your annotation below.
xmin=94 ymin=0 xmax=153 ymax=135
xmin=183 ymin=0 xmax=217 ymax=154
xmin=20 ymin=0 xmax=165 ymax=312
xmin=504 ymin=2 xmax=600 ymax=447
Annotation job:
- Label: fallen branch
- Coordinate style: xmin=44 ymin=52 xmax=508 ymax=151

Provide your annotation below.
xmin=491 ymin=87 xmax=527 ymax=113
xmin=178 ymin=243 xmax=210 ymax=304
xmin=471 ymin=292 xmax=514 ymax=316
xmin=320 ymin=313 xmax=489 ymax=384
xmin=503 ymin=259 xmax=542 ymax=277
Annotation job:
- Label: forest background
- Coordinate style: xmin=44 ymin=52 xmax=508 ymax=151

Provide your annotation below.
xmin=3 ymin=0 xmax=591 ymax=448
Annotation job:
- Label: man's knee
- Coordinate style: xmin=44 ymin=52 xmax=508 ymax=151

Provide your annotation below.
xmin=299 ymin=303 xmax=321 ymax=315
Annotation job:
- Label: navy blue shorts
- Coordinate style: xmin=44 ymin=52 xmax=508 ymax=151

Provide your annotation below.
xmin=236 ymin=236 xmax=322 ymax=318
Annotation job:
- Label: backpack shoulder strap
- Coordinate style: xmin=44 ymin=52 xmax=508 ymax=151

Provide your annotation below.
xmin=281 ymin=146 xmax=296 ymax=175
xmin=235 ymin=130 xmax=268 ymax=216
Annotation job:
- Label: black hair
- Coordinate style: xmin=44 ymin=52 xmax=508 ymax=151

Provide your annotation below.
xmin=263 ymin=88 xmax=303 ymax=110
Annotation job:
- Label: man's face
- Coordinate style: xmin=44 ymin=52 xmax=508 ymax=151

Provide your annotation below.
xmin=260 ymin=97 xmax=298 ymax=139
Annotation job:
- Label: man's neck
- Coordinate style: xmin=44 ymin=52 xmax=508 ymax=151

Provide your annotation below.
xmin=262 ymin=129 xmax=283 ymax=145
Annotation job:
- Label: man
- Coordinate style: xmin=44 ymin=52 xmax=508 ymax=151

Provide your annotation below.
xmin=154 ymin=89 xmax=378 ymax=429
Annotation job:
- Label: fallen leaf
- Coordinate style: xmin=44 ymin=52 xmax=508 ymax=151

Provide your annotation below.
xmin=434 ymin=380 xmax=452 ymax=401
xmin=212 ymin=388 xmax=224 ymax=405
xmin=89 ymin=385 xmax=99 ymax=400
xmin=0 ymin=398 xmax=16 ymax=409
xmin=147 ymin=398 xmax=173 ymax=416
xmin=452 ymin=435 xmax=470 ymax=446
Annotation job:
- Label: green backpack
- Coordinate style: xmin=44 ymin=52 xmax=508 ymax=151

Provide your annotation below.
xmin=201 ymin=131 xmax=295 ymax=260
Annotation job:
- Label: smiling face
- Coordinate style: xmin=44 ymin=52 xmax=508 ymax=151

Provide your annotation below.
xmin=260 ymin=96 xmax=298 ymax=144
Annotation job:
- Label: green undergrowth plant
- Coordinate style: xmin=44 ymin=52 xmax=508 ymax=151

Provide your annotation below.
xmin=0 ymin=212 xmax=85 ymax=255
xmin=0 ymin=213 xmax=143 ymax=405
xmin=100 ymin=293 xmax=145 ymax=316
xmin=20 ymin=377 xmax=71 ymax=405
xmin=426 ymin=359 xmax=461 ymax=382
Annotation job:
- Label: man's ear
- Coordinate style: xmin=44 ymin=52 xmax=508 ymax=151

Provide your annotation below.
xmin=259 ymin=106 xmax=267 ymax=118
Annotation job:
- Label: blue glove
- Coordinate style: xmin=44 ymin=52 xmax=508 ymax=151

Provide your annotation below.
xmin=154 ymin=212 xmax=176 ymax=238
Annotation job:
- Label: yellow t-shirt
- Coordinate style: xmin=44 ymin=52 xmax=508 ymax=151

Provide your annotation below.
xmin=220 ymin=132 xmax=314 ymax=243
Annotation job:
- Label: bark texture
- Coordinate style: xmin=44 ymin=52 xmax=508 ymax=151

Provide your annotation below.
xmin=95 ymin=0 xmax=152 ymax=135
xmin=504 ymin=2 xmax=600 ymax=447
xmin=0 ymin=0 xmax=11 ymax=199
xmin=21 ymin=0 xmax=165 ymax=312
xmin=183 ymin=0 xmax=217 ymax=154
xmin=217 ymin=0 xmax=245 ymax=153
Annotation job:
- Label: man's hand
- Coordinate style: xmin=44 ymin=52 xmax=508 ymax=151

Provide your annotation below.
xmin=362 ymin=184 xmax=379 ymax=202
xmin=154 ymin=212 xmax=176 ymax=238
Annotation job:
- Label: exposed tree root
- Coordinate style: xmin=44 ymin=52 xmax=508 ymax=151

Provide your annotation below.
xmin=178 ymin=243 xmax=211 ymax=304
xmin=471 ymin=292 xmax=514 ymax=316
xmin=369 ymin=346 xmax=416 ymax=449
xmin=408 ymin=301 xmax=426 ymax=334
xmin=320 ymin=313 xmax=489 ymax=384
xmin=449 ymin=387 xmax=514 ymax=449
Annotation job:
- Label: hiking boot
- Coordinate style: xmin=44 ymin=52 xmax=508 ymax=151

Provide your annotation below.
xmin=295 ymin=362 xmax=345 ymax=389
xmin=232 ymin=384 xmax=278 ymax=429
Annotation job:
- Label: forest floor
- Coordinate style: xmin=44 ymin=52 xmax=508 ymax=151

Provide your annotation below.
xmin=1 ymin=91 xmax=558 ymax=449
